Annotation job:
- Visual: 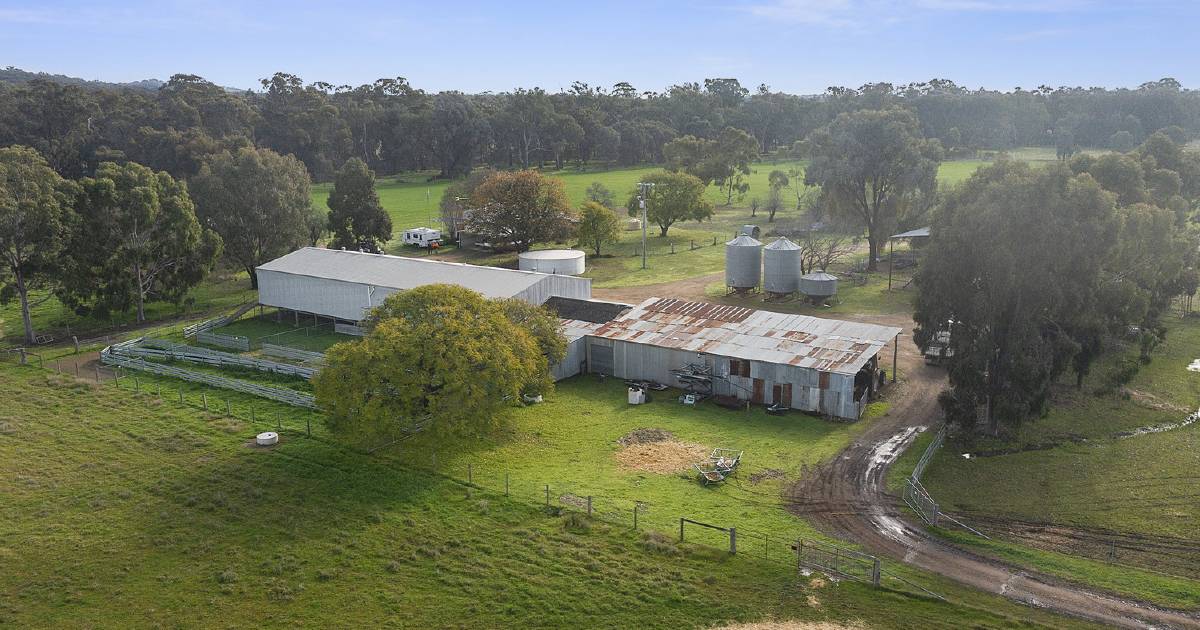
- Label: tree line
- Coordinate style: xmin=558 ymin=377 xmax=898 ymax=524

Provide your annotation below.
xmin=0 ymin=141 xmax=397 ymax=344
xmin=2 ymin=71 xmax=1197 ymax=184
xmin=914 ymin=130 xmax=1200 ymax=437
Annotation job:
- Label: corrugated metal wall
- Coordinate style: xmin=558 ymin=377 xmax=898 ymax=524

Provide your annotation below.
xmin=552 ymin=337 xmax=588 ymax=381
xmin=580 ymin=336 xmax=864 ymax=420
xmin=582 ymin=337 xmax=862 ymax=420
xmin=258 ymin=270 xmax=388 ymax=322
xmin=258 ymin=268 xmax=592 ymax=321
xmin=516 ymin=274 xmax=592 ymax=305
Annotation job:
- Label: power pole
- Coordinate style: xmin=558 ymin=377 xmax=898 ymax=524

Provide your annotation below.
xmin=637 ymin=182 xmax=655 ymax=270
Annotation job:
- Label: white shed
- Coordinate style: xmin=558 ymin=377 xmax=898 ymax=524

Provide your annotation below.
xmin=256 ymin=247 xmax=592 ymax=322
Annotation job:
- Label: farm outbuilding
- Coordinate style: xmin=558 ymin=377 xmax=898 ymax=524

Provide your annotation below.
xmin=256 ymin=247 xmax=592 ymax=323
xmin=584 ymin=298 xmax=901 ymax=420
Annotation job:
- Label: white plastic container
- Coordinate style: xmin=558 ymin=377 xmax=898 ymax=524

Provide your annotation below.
xmin=256 ymin=431 xmax=279 ymax=446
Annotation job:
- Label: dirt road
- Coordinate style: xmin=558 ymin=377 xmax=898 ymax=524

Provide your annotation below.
xmin=790 ymin=313 xmax=1200 ymax=629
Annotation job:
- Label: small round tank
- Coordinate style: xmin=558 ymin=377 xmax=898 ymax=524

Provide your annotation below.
xmin=763 ymin=237 xmax=802 ymax=295
xmin=739 ymin=224 xmax=761 ymax=239
xmin=800 ymin=270 xmax=838 ymax=299
xmin=725 ymin=234 xmax=763 ymax=290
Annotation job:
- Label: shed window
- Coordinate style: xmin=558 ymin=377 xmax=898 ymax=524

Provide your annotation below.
xmin=729 ymin=359 xmax=750 ymax=377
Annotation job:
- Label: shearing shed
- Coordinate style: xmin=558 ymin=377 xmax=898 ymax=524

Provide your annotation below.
xmin=256 ymin=247 xmax=592 ymax=323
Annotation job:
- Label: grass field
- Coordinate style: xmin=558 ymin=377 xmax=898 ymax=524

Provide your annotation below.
xmin=393 ymin=376 xmax=880 ymax=545
xmin=215 ymin=315 xmax=358 ymax=354
xmin=890 ymin=312 xmax=1200 ymax=609
xmin=0 ymin=270 xmax=256 ymax=346
xmin=0 ymin=363 xmax=1100 ymax=629
xmin=310 ymin=154 xmax=1046 ymax=248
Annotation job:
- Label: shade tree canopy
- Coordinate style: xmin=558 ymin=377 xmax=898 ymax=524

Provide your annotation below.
xmin=316 ymin=285 xmax=560 ymax=443
xmin=805 ymin=108 xmax=943 ymax=271
xmin=326 ymin=157 xmax=392 ymax=253
xmin=190 ymin=146 xmax=313 ymax=288
xmin=61 ymin=161 xmax=221 ymax=322
xmin=466 ymin=170 xmax=574 ymax=251
xmin=914 ymin=159 xmax=1197 ymax=436
xmin=576 ymin=201 xmax=622 ymax=257
xmin=624 ymin=170 xmax=713 ymax=237
xmin=0 ymin=146 xmax=77 ymax=343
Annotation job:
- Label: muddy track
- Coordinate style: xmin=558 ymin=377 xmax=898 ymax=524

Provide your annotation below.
xmin=789 ymin=313 xmax=1200 ymax=630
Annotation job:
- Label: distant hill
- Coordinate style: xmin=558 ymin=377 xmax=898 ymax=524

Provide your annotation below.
xmin=0 ymin=66 xmax=164 ymax=91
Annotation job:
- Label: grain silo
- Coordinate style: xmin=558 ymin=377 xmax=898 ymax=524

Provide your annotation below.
xmin=725 ymin=234 xmax=763 ymax=293
xmin=762 ymin=237 xmax=801 ymax=297
xmin=800 ymin=270 xmax=838 ymax=303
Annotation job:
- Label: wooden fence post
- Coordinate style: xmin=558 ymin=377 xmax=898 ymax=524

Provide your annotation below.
xmin=95 ymin=366 xmax=100 ymax=382
xmin=545 ymin=484 xmax=550 ymax=506
xmin=504 ymin=472 xmax=510 ymax=496
xmin=134 ymin=376 xmax=140 ymax=393
xmin=179 ymin=388 xmax=184 ymax=404
xmin=73 ymin=336 xmax=79 ymax=353
xmin=679 ymin=518 xmax=685 ymax=542
xmin=871 ymin=558 xmax=881 ymax=587
xmin=75 ymin=363 xmax=79 ymax=378
xmin=633 ymin=503 xmax=638 ymax=530
xmin=202 ymin=392 xmax=208 ymax=411
xmin=729 ymin=527 xmax=737 ymax=555
xmin=224 ymin=399 xmax=230 ymax=416
xmin=306 ymin=417 xmax=311 ymax=437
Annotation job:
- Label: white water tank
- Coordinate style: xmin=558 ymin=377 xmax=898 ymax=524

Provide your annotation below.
xmin=725 ymin=234 xmax=763 ymax=290
xmin=626 ymin=217 xmax=643 ymax=231
xmin=518 ymin=249 xmax=586 ymax=275
xmin=763 ymin=237 xmax=802 ymax=295
xmin=256 ymin=432 xmax=279 ymax=446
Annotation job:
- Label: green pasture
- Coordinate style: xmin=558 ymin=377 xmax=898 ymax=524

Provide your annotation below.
xmin=900 ymin=313 xmax=1200 ymax=608
xmin=0 ymin=363 xmax=1095 ymax=629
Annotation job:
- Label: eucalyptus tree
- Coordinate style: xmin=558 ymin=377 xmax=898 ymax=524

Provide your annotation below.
xmin=0 ymin=146 xmax=77 ymax=343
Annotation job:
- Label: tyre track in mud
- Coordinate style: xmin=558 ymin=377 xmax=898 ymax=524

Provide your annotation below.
xmin=788 ymin=313 xmax=1200 ymax=629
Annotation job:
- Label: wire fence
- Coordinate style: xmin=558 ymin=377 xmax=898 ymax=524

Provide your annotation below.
xmin=902 ymin=426 xmax=989 ymax=539
xmin=2 ymin=351 xmax=950 ymax=601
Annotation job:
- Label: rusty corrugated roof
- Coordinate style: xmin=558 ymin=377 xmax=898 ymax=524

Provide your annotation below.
xmin=591 ymin=297 xmax=901 ymax=376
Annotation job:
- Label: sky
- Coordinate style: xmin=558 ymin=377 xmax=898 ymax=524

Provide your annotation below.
xmin=0 ymin=0 xmax=1196 ymax=94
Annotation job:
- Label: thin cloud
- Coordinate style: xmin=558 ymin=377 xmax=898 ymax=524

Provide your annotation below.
xmin=743 ymin=0 xmax=1092 ymax=25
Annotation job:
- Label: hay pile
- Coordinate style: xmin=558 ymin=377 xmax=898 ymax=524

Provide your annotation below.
xmin=615 ymin=440 xmax=709 ymax=474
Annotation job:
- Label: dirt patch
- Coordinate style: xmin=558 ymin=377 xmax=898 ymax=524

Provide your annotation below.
xmin=749 ymin=468 xmax=786 ymax=484
xmin=1122 ymin=387 xmax=1191 ymax=413
xmin=808 ymin=577 xmax=827 ymax=589
xmin=617 ymin=427 xmax=675 ymax=446
xmin=709 ymin=621 xmax=863 ymax=630
xmin=615 ymin=440 xmax=708 ymax=474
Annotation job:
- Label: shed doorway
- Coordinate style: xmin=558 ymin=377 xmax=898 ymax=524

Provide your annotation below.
xmin=772 ymin=383 xmax=792 ymax=407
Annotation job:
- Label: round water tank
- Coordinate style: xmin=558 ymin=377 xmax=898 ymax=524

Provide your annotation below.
xmin=625 ymin=217 xmax=643 ymax=231
xmin=518 ymin=249 xmax=586 ymax=275
xmin=739 ymin=224 xmax=761 ymax=239
xmin=725 ymin=234 xmax=763 ymax=289
xmin=256 ymin=431 xmax=279 ymax=446
xmin=800 ymin=271 xmax=838 ymax=298
xmin=763 ymin=237 xmax=802 ymax=295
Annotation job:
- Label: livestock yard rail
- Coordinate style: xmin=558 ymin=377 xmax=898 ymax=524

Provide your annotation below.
xmin=100 ymin=338 xmax=316 ymax=408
